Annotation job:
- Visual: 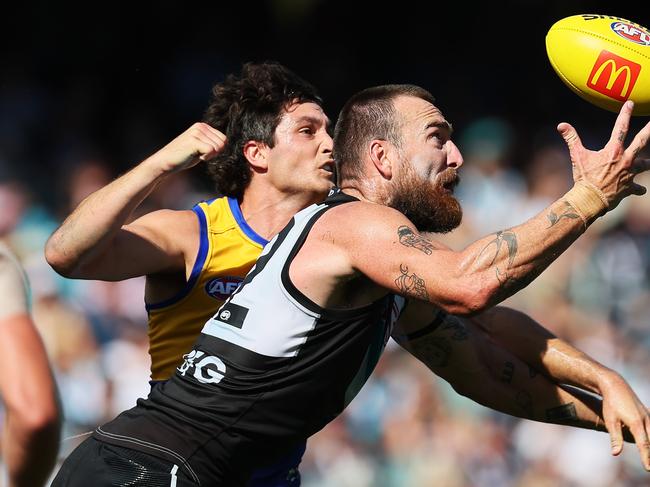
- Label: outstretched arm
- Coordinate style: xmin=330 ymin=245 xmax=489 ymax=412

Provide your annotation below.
xmin=45 ymin=123 xmax=225 ymax=280
xmin=473 ymin=305 xmax=650 ymax=463
xmin=336 ymin=102 xmax=650 ymax=315
xmin=392 ymin=302 xmax=650 ymax=470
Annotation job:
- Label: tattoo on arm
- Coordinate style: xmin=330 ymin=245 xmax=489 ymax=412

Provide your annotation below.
xmin=501 ymin=361 xmax=515 ymax=383
xmin=440 ymin=315 xmax=469 ymax=341
xmin=547 ymin=201 xmax=580 ymax=228
xmin=397 ymin=226 xmax=434 ymax=254
xmin=545 ymin=403 xmax=578 ymax=423
xmin=410 ymin=337 xmax=451 ymax=367
xmin=516 ymin=391 xmax=534 ymax=418
xmin=477 ymin=230 xmax=519 ymax=288
xmin=395 ymin=264 xmax=429 ymax=300
xmin=618 ymin=130 xmax=626 ymax=143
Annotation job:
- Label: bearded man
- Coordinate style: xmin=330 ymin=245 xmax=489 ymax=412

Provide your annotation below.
xmin=52 ymin=85 xmax=650 ymax=486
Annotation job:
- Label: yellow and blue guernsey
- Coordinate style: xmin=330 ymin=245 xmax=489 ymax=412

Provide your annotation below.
xmin=146 ymin=196 xmax=268 ymax=381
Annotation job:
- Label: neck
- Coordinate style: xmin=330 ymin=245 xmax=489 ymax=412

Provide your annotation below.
xmin=238 ymin=181 xmax=323 ymax=240
xmin=339 ymin=178 xmax=385 ymax=205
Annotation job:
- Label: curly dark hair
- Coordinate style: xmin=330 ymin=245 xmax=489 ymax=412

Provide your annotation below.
xmin=203 ymin=61 xmax=323 ymax=199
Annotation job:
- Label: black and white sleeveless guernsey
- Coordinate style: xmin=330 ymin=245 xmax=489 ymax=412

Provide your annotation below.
xmin=94 ymin=189 xmax=408 ymax=486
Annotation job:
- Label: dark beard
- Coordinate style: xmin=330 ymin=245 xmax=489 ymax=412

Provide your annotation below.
xmin=388 ymin=168 xmax=463 ymax=233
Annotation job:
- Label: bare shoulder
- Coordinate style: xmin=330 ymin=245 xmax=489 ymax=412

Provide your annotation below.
xmin=315 ymin=200 xmax=412 ymax=241
xmin=316 ymin=201 xmax=447 ymax=253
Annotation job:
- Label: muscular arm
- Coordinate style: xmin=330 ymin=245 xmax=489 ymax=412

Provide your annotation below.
xmin=328 ymin=103 xmax=650 ymax=315
xmin=0 ymin=315 xmax=61 ymax=487
xmin=393 ymin=301 xmax=650 ymax=470
xmin=45 ymin=123 xmax=225 ymax=280
xmin=393 ymin=305 xmax=606 ymax=428
xmin=473 ymin=306 xmax=650 ymax=462
xmin=0 ymin=250 xmax=61 ymax=487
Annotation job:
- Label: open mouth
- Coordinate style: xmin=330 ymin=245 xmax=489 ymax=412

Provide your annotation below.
xmin=440 ymin=170 xmax=460 ymax=193
xmin=321 ymin=162 xmax=335 ymax=174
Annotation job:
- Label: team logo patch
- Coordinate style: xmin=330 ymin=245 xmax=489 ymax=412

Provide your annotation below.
xmin=205 ymin=276 xmax=244 ymax=300
xmin=611 ymin=21 xmax=650 ymax=46
xmin=587 ymin=50 xmax=641 ymax=101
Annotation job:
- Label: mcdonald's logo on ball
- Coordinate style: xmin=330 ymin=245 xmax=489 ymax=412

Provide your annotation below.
xmin=587 ymin=50 xmax=641 ymax=102
xmin=546 ymin=14 xmax=650 ymax=115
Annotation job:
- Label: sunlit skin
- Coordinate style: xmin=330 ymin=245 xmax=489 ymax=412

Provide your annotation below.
xmin=263 ymin=101 xmax=335 ymax=198
xmin=384 ymin=96 xmax=464 ymax=232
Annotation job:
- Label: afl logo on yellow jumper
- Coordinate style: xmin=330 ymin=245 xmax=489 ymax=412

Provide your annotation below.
xmin=205 ymin=276 xmax=243 ymax=300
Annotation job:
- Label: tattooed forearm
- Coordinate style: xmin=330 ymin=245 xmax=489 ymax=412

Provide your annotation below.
xmin=501 ymin=361 xmax=515 ymax=383
xmin=440 ymin=315 xmax=469 ymax=341
xmin=395 ymin=264 xmax=429 ymax=300
xmin=545 ymin=403 xmax=578 ymax=423
xmin=410 ymin=336 xmax=451 ymax=367
xmin=397 ymin=226 xmax=434 ymax=255
xmin=477 ymin=230 xmax=519 ymax=288
xmin=547 ymin=201 xmax=580 ymax=228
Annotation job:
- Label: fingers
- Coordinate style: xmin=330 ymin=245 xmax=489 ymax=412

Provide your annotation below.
xmin=632 ymin=159 xmax=650 ymax=175
xmin=557 ymin=122 xmax=584 ymax=152
xmin=608 ymin=100 xmax=634 ymax=147
xmin=192 ymin=123 xmax=227 ymax=160
xmin=626 ymin=120 xmax=650 ymax=160
xmin=643 ymin=416 xmax=650 ymax=470
xmin=630 ymin=418 xmax=650 ymax=470
xmin=607 ymin=417 xmax=624 ymax=456
xmin=196 ymin=123 xmax=227 ymax=146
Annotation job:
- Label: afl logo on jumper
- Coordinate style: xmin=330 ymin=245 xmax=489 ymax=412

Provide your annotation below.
xmin=205 ymin=276 xmax=243 ymax=300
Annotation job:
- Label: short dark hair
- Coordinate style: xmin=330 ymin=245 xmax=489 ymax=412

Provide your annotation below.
xmin=203 ymin=61 xmax=323 ymax=198
xmin=333 ymin=84 xmax=435 ymax=183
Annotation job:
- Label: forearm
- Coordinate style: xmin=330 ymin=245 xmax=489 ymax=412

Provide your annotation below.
xmin=4 ymin=411 xmax=60 ymax=487
xmin=45 ymin=157 xmax=168 ymax=275
xmin=474 ymin=306 xmax=613 ymax=394
xmin=458 ymin=184 xmax=606 ymax=310
xmin=396 ymin=311 xmax=612 ymax=435
xmin=466 ymin=341 xmax=608 ymax=433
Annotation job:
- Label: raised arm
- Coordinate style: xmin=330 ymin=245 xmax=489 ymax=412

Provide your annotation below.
xmin=392 ymin=301 xmax=650 ymax=470
xmin=334 ymin=102 xmax=650 ymax=315
xmin=45 ymin=123 xmax=225 ymax=280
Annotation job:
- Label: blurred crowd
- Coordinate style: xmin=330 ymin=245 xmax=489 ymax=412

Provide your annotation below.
xmin=1 ymin=95 xmax=650 ymax=486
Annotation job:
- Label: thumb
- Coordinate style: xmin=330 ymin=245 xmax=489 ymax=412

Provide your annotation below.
xmin=558 ymin=123 xmax=584 ymax=152
xmin=630 ymin=183 xmax=647 ymax=197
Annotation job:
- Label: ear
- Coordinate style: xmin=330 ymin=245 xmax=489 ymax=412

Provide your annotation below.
xmin=369 ymin=140 xmax=393 ymax=179
xmin=243 ymin=141 xmax=268 ymax=171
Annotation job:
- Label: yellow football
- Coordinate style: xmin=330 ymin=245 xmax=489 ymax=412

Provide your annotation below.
xmin=546 ymin=14 xmax=650 ymax=115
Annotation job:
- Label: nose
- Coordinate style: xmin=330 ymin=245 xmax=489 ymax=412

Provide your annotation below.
xmin=446 ymin=141 xmax=463 ymax=169
xmin=322 ymin=131 xmax=333 ymax=154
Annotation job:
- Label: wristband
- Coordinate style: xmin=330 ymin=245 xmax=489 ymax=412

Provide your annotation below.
xmin=563 ymin=181 xmax=609 ymax=227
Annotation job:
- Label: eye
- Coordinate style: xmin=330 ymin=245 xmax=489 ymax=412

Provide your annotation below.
xmin=428 ymin=131 xmax=445 ymax=146
xmin=299 ymin=127 xmax=315 ymax=135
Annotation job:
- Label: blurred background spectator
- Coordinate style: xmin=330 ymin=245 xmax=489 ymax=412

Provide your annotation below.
xmin=1 ymin=1 xmax=649 ymax=485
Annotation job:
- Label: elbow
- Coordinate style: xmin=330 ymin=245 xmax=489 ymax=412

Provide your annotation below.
xmin=44 ymin=238 xmax=77 ymax=277
xmin=439 ymin=281 xmax=493 ymax=316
